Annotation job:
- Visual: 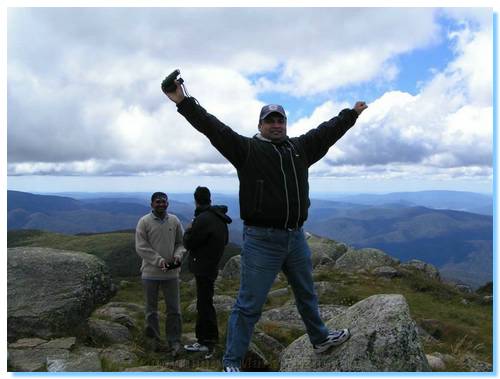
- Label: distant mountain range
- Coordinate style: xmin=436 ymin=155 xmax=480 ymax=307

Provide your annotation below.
xmin=7 ymin=190 xmax=493 ymax=288
xmin=315 ymin=190 xmax=493 ymax=216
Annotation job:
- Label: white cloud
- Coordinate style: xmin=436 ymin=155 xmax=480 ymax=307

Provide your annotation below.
xmin=7 ymin=7 xmax=493 ymax=186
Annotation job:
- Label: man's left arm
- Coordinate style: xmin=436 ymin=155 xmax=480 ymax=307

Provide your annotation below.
xmin=183 ymin=215 xmax=210 ymax=251
xmin=298 ymin=101 xmax=367 ymax=166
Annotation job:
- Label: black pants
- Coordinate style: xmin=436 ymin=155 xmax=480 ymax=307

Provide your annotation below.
xmin=195 ymin=274 xmax=218 ymax=347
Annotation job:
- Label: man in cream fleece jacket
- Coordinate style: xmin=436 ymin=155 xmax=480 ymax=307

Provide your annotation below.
xmin=135 ymin=191 xmax=185 ymax=356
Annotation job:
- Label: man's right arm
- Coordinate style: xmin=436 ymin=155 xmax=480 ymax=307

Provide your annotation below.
xmin=164 ymin=81 xmax=250 ymax=169
xmin=135 ymin=218 xmax=166 ymax=268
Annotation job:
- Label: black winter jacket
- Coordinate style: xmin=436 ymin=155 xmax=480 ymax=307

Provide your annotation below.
xmin=183 ymin=205 xmax=232 ymax=278
xmin=177 ymin=97 xmax=358 ymax=229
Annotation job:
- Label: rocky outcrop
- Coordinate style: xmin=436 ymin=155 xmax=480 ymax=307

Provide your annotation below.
xmin=335 ymin=248 xmax=400 ymax=272
xmin=8 ymin=247 xmax=115 ymax=341
xmin=92 ymin=302 xmax=143 ymax=330
xmin=307 ymin=234 xmax=349 ymax=261
xmin=279 ymin=294 xmax=430 ymax=372
xmin=221 ymin=255 xmax=241 ymax=280
xmin=372 ymin=266 xmax=401 ymax=278
xmin=401 ymin=259 xmax=440 ymax=280
xmin=87 ymin=319 xmax=132 ymax=345
xmin=310 ymin=251 xmax=334 ymax=268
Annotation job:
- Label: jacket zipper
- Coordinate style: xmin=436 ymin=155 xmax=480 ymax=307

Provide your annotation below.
xmin=287 ymin=144 xmax=301 ymax=229
xmin=272 ymin=144 xmax=289 ymax=229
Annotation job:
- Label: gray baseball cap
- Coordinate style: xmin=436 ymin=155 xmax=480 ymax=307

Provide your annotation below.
xmin=259 ymin=104 xmax=287 ymax=120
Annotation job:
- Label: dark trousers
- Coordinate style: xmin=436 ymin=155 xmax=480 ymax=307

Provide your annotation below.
xmin=143 ymin=278 xmax=182 ymax=345
xmin=195 ymin=275 xmax=218 ymax=347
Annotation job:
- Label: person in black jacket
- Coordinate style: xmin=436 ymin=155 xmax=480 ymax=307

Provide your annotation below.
xmin=183 ymin=186 xmax=232 ymax=359
xmin=164 ymin=78 xmax=367 ymax=372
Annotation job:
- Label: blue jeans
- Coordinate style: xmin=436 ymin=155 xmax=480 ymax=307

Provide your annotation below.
xmin=222 ymin=226 xmax=329 ymax=368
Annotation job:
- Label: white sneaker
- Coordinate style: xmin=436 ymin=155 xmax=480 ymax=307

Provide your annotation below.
xmin=313 ymin=329 xmax=351 ymax=354
xmin=184 ymin=342 xmax=209 ymax=352
xmin=223 ymin=366 xmax=240 ymax=372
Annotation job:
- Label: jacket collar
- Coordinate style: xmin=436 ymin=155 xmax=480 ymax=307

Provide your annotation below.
xmin=254 ymin=133 xmax=289 ymax=144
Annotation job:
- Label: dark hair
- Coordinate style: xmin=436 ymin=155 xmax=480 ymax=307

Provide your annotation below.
xmin=151 ymin=192 xmax=168 ymax=202
xmin=194 ymin=186 xmax=211 ymax=205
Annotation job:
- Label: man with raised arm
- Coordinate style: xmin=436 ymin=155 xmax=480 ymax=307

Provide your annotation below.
xmin=164 ymin=78 xmax=367 ymax=372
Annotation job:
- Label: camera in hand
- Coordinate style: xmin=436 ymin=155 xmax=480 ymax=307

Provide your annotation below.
xmin=165 ymin=259 xmax=182 ymax=270
xmin=161 ymin=69 xmax=184 ymax=94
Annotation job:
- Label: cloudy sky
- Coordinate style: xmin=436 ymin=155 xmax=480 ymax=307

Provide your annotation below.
xmin=6 ymin=6 xmax=494 ymax=195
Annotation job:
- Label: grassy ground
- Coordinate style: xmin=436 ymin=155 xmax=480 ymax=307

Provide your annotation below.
xmin=108 ymin=265 xmax=492 ymax=372
xmin=9 ymin=230 xmax=492 ymax=371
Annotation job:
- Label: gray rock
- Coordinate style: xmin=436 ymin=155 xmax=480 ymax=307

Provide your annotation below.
xmin=481 ymin=295 xmax=493 ymax=305
xmin=418 ymin=319 xmax=444 ymax=340
xmin=314 ymin=281 xmax=336 ymax=297
xmin=8 ymin=247 xmax=115 ymax=341
xmin=310 ymin=250 xmax=334 ymax=268
xmin=92 ymin=302 xmax=143 ymax=330
xmin=426 ymin=354 xmax=446 ymax=371
xmin=280 ymin=294 xmax=430 ymax=372
xmin=401 ymin=259 xmax=440 ymax=280
xmin=242 ymin=342 xmax=270 ymax=371
xmin=252 ymin=330 xmax=285 ymax=355
xmin=416 ymin=326 xmax=438 ymax=344
xmin=221 ymin=255 xmax=241 ymax=280
xmin=259 ymin=304 xmax=347 ymax=330
xmin=268 ymin=287 xmax=290 ymax=298
xmin=372 ymin=266 xmax=401 ymax=278
xmin=462 ymin=355 xmax=493 ymax=372
xmin=431 ymin=352 xmax=456 ymax=364
xmin=9 ymin=348 xmax=69 ymax=372
xmin=9 ymin=338 xmax=47 ymax=349
xmin=307 ymin=234 xmax=349 ymax=261
xmin=100 ymin=344 xmax=138 ymax=368
xmin=46 ymin=347 xmax=102 ymax=372
xmin=335 ymin=248 xmax=399 ymax=272
xmin=87 ymin=318 xmax=132 ymax=345
xmin=455 ymin=284 xmax=473 ymax=293
xmin=186 ymin=295 xmax=235 ymax=314
xmin=40 ymin=337 xmax=76 ymax=350
xmin=123 ymin=365 xmax=176 ymax=372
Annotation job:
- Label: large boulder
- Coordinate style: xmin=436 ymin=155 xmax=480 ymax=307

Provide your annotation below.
xmin=280 ymin=294 xmax=430 ymax=372
xmin=335 ymin=248 xmax=399 ymax=272
xmin=8 ymin=247 xmax=115 ymax=341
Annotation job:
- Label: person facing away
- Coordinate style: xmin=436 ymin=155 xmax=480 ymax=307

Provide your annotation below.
xmin=164 ymin=78 xmax=367 ymax=371
xmin=183 ymin=186 xmax=232 ymax=359
xmin=135 ymin=192 xmax=185 ymax=357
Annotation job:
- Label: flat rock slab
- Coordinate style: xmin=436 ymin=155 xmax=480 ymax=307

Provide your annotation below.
xmin=47 ymin=347 xmax=102 ymax=372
